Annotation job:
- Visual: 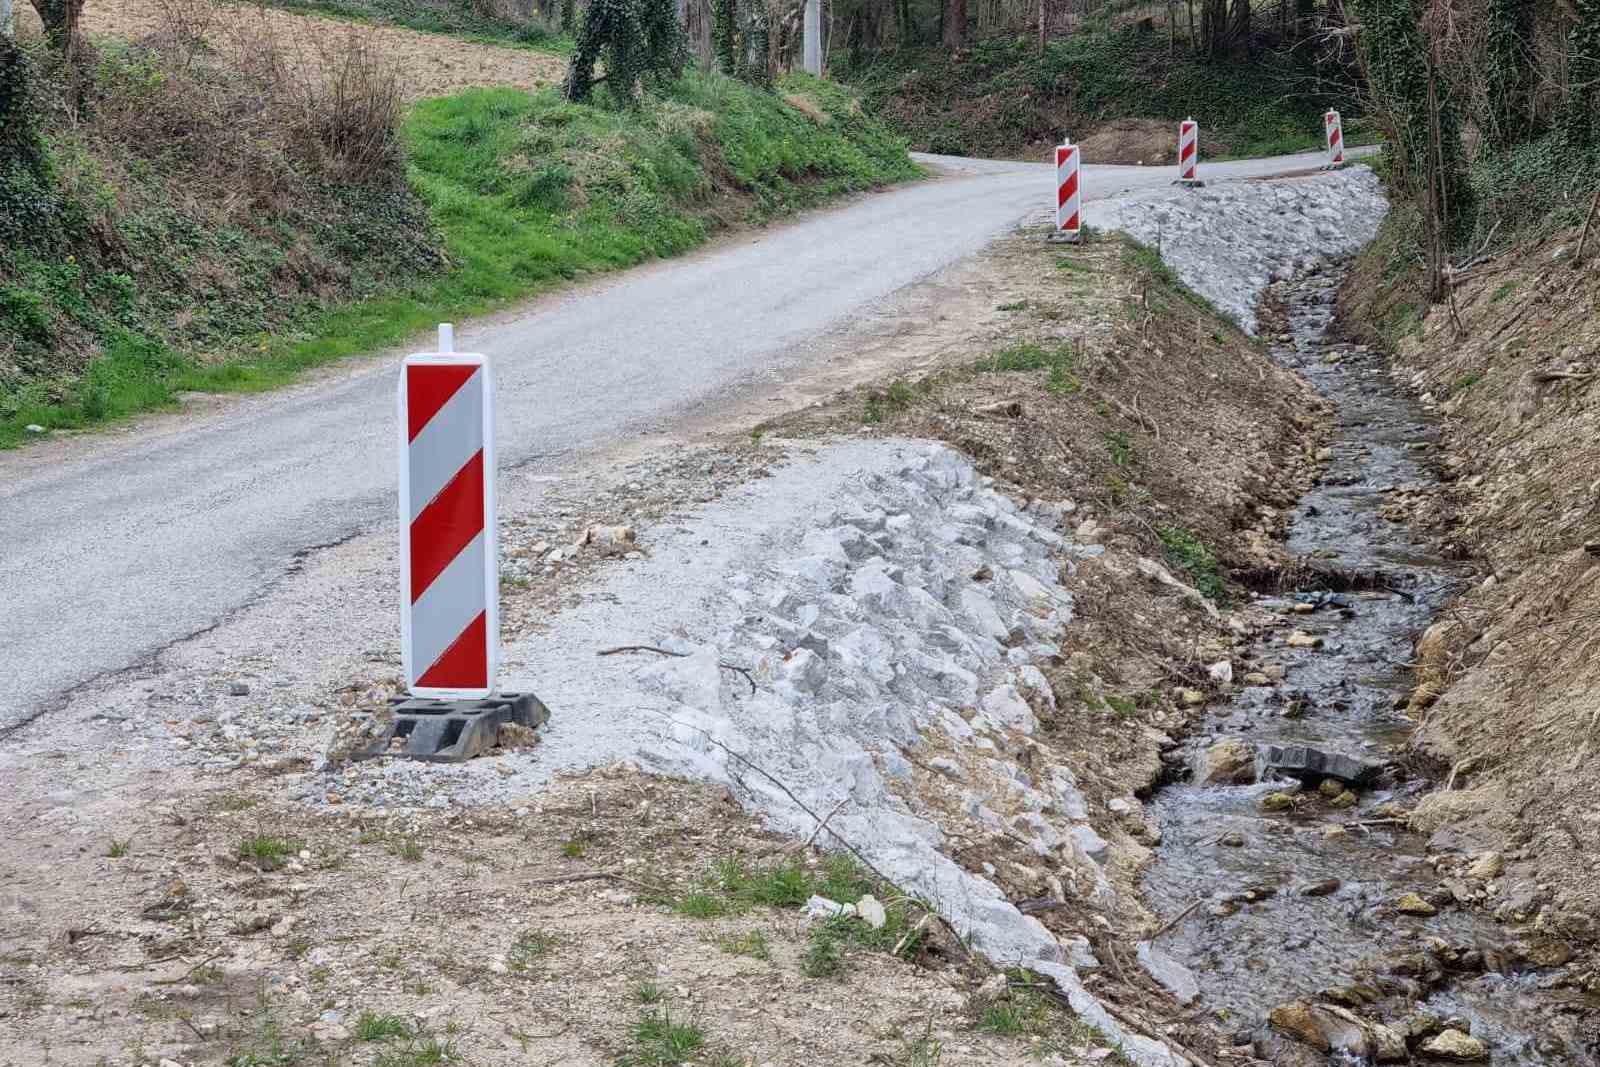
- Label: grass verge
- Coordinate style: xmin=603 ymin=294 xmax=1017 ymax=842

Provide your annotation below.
xmin=1 ymin=69 xmax=916 ymax=449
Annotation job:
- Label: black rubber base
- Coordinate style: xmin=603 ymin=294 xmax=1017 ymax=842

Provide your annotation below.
xmin=355 ymin=692 xmax=550 ymax=763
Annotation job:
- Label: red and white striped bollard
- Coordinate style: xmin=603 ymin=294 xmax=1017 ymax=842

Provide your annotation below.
xmin=1178 ymin=117 xmax=1200 ymax=184
xmin=397 ymin=324 xmax=499 ymax=699
xmin=1325 ymin=110 xmax=1345 ymax=168
xmin=1052 ymin=139 xmax=1081 ymax=243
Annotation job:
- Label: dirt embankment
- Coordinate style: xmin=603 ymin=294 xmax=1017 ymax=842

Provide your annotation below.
xmin=1341 ymin=221 xmax=1600 ymax=949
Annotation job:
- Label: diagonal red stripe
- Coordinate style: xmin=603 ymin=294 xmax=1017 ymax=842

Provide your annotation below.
xmin=407 ymin=364 xmax=479 ymax=442
xmin=1059 ymin=171 xmax=1078 ymax=208
xmin=1181 ymin=141 xmax=1196 ymax=163
xmin=410 ymin=450 xmax=485 ymax=601
xmin=1064 ymin=211 xmax=1080 ymax=231
xmin=417 ymin=610 xmax=488 ymax=689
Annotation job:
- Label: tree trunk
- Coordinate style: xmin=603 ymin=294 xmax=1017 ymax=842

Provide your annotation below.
xmin=942 ymin=0 xmax=963 ymax=48
xmin=30 ymin=0 xmax=84 ymax=49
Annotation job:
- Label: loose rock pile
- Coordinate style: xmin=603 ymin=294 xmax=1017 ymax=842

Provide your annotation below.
xmin=1095 ymin=168 xmax=1387 ymax=334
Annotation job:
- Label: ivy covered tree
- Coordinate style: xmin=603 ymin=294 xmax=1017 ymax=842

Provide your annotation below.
xmin=0 ymin=34 xmax=63 ymax=249
xmin=1563 ymin=0 xmax=1600 ymax=145
xmin=562 ymin=0 xmax=688 ymax=105
xmin=713 ymin=0 xmax=737 ymax=73
xmin=1483 ymin=0 xmax=1535 ymax=149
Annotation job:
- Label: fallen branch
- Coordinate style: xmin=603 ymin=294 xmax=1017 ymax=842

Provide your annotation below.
xmin=1148 ymin=898 xmax=1202 ymax=941
xmin=597 ymin=645 xmax=757 ymax=695
xmin=1578 ymin=182 xmax=1600 ymax=263
xmin=522 ymin=869 xmax=664 ymax=893
xmin=973 ymin=400 xmax=1024 ymax=418
xmin=650 ymin=709 xmax=972 ymax=961
xmin=786 ymin=796 xmax=849 ymax=853
xmin=152 ymin=952 xmax=225 ymax=985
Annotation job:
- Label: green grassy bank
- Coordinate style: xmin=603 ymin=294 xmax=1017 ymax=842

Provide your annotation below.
xmin=0 ymin=60 xmax=916 ymax=449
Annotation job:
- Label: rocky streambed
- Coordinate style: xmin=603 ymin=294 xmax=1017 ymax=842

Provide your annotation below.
xmin=1138 ymin=266 xmax=1600 ymax=1065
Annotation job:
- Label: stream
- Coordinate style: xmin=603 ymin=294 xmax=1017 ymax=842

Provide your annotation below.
xmin=1138 ymin=264 xmax=1600 ymax=1066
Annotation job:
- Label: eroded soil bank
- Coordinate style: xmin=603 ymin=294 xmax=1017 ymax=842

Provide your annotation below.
xmin=1139 ymin=263 xmax=1600 ymax=1065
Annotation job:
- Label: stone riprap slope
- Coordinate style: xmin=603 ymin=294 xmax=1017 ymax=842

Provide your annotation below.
xmin=1095 ymin=168 xmax=1387 ymax=333
xmin=312 ymin=438 xmax=1181 ymax=1065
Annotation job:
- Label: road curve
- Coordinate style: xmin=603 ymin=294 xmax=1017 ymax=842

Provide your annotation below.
xmin=0 ymin=147 xmax=1360 ymax=730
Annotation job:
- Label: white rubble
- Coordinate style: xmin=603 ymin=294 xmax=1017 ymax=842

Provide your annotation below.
xmin=1093 ymin=167 xmax=1387 ymax=333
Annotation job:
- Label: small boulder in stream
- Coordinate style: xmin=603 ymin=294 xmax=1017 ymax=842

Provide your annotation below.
xmin=1421 ymin=1028 xmax=1490 ymax=1061
xmin=1262 ymin=742 xmax=1381 ymax=786
xmin=1197 ymin=738 xmax=1258 ymax=785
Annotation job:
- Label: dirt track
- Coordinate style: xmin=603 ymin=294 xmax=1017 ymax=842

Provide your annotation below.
xmin=29 ymin=0 xmax=567 ymax=99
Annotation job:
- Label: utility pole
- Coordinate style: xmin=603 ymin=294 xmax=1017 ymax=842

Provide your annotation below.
xmin=803 ymin=0 xmax=821 ymax=75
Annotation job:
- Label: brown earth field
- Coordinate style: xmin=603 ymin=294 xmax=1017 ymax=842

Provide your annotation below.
xmin=1341 ymin=217 xmax=1600 ymax=949
xmin=16 ymin=0 xmax=566 ymax=98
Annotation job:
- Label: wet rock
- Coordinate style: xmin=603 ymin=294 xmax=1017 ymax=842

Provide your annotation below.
xmin=1261 ymin=791 xmax=1296 ymax=813
xmin=1197 ymin=738 xmax=1258 ymax=785
xmin=1319 ymin=983 xmax=1379 ymax=1006
xmin=1268 ymin=1001 xmax=1369 ymax=1056
xmin=1179 ymin=688 xmax=1206 ymax=706
xmin=1328 ymin=789 xmax=1358 ymax=809
xmin=1301 ymin=878 xmax=1341 ymax=897
xmin=1219 ymin=831 xmax=1247 ymax=848
xmin=1398 ymin=1012 xmax=1443 ymax=1042
xmin=227 ymin=682 xmax=251 ymax=697
xmin=1262 ymin=743 xmax=1380 ymax=786
xmin=1369 ymin=1022 xmax=1409 ymax=1063
xmin=1465 ymin=850 xmax=1503 ymax=880
xmin=1136 ymin=940 xmax=1199 ymax=1005
xmin=1395 ymin=892 xmax=1438 ymax=916
xmin=1243 ymin=671 xmax=1271 ymax=685
xmin=1421 ymin=1029 xmax=1489 ymax=1061
xmin=1286 ymin=630 xmax=1323 ymax=649
xmin=1518 ymin=937 xmax=1574 ymax=968
xmin=1318 ymin=778 xmax=1344 ymax=798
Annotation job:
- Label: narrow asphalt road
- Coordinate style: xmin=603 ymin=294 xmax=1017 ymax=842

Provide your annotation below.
xmin=0 ymin=148 xmax=1356 ymax=731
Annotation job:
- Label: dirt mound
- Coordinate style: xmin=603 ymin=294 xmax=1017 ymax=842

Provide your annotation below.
xmin=1074 ymin=118 xmax=1177 ymax=166
xmin=37 ymin=0 xmax=566 ymax=99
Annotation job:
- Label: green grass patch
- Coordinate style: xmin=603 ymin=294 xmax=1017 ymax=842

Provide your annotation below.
xmin=237 ymin=835 xmax=301 ymax=867
xmin=374 ymin=1037 xmax=458 ymax=1067
xmin=716 ymin=929 xmax=771 ymax=960
xmin=357 ymin=1013 xmax=412 ymax=1042
xmin=673 ymin=891 xmax=728 ymax=919
xmin=508 ymin=928 xmax=559 ymax=971
xmin=1156 ymin=524 xmax=1226 ymax=604
xmin=388 ymin=836 xmax=425 ymax=862
xmin=629 ymin=1011 xmax=704 ymax=1066
xmin=633 ymin=980 xmax=664 ymax=1004
xmin=1104 ymin=429 xmax=1136 ymax=469
xmin=3 ymin=72 xmax=914 ymax=449
xmin=981 ymin=341 xmax=1082 ymax=395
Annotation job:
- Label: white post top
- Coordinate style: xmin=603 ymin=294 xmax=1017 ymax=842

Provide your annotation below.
xmin=438 ymin=323 xmax=455 ymax=354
